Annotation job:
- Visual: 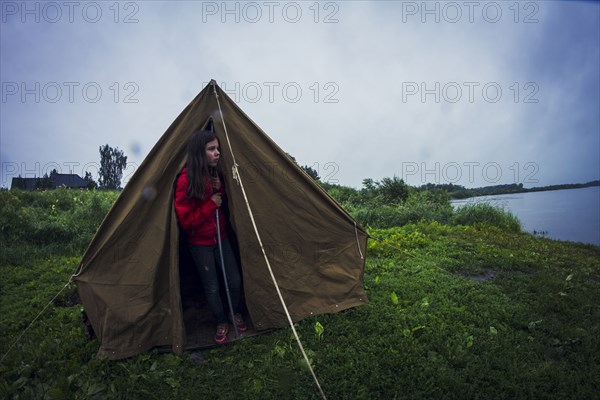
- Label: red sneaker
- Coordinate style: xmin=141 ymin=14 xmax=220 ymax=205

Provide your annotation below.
xmin=214 ymin=323 xmax=229 ymax=344
xmin=233 ymin=314 xmax=248 ymax=333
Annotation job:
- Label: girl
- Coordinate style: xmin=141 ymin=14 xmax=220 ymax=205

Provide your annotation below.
xmin=174 ymin=130 xmax=247 ymax=344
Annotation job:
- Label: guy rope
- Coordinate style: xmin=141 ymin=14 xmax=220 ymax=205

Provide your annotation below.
xmin=211 ymin=81 xmax=328 ymax=400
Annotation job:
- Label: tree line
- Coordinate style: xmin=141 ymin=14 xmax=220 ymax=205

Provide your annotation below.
xmin=14 ymin=146 xmax=598 ymax=198
xmin=421 ymin=181 xmax=600 ymax=199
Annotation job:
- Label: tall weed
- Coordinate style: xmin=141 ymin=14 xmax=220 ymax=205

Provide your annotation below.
xmin=452 ymin=202 xmax=521 ymax=233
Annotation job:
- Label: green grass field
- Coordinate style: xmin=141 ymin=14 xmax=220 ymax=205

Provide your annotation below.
xmin=1 ymin=189 xmax=599 ymax=399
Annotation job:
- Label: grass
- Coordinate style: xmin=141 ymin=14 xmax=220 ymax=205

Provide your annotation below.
xmin=1 ymin=189 xmax=599 ymax=399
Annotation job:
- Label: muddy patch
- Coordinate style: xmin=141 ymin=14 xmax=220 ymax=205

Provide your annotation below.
xmin=463 ymin=270 xmax=498 ymax=282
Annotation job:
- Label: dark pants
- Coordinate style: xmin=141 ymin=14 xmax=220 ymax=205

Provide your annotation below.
xmin=189 ymin=237 xmax=243 ymax=324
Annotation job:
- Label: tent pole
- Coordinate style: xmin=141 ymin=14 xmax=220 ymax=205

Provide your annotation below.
xmin=216 ymin=208 xmax=240 ymax=339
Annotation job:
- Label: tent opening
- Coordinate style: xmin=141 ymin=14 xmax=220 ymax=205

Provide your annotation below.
xmin=176 ymin=181 xmax=256 ymax=349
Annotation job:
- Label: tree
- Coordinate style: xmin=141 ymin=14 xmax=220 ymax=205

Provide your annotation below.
xmin=360 ymin=176 xmax=409 ymax=205
xmin=362 ymin=178 xmax=377 ymax=192
xmin=301 ymin=164 xmax=320 ymax=181
xmin=379 ymin=176 xmax=409 ymax=204
xmin=285 ymin=152 xmax=320 ymax=181
xmin=84 ymin=171 xmax=98 ymax=190
xmin=35 ymin=173 xmax=53 ymax=190
xmin=98 ymin=144 xmax=127 ymax=190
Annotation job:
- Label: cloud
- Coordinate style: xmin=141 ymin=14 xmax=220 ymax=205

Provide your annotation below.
xmin=1 ymin=1 xmax=598 ymax=189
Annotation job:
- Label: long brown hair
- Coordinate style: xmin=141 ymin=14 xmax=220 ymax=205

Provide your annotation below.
xmin=185 ymin=130 xmax=219 ymax=199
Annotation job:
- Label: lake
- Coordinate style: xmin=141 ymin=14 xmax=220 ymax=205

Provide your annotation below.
xmin=452 ymin=186 xmax=600 ymax=246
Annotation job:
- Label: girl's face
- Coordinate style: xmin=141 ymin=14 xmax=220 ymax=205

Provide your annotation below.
xmin=205 ymin=139 xmax=220 ymax=167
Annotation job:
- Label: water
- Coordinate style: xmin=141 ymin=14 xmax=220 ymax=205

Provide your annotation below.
xmin=452 ymin=186 xmax=600 ymax=246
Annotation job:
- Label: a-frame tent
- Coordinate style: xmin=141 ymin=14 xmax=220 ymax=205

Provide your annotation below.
xmin=74 ymin=80 xmax=368 ymax=360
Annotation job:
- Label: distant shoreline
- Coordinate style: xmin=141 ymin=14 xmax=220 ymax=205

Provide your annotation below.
xmin=448 ymin=180 xmax=600 ymax=199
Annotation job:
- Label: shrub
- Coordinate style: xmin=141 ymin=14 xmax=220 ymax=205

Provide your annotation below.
xmin=0 ymin=189 xmax=119 ymax=264
xmin=324 ymin=184 xmax=364 ymax=207
xmin=352 ymin=205 xmax=410 ymax=228
xmin=349 ymin=189 xmax=454 ymax=229
xmin=451 ymin=202 xmax=521 ymax=233
xmin=0 ymin=190 xmax=34 ymax=242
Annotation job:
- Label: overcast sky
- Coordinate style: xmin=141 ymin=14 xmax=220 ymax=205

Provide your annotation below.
xmin=1 ymin=0 xmax=599 ymax=189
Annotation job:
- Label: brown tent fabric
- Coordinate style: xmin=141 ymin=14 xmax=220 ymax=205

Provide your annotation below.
xmin=74 ymin=81 xmax=368 ymax=360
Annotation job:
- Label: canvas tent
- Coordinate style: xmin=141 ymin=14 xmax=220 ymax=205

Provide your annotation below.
xmin=74 ymin=80 xmax=368 ymax=360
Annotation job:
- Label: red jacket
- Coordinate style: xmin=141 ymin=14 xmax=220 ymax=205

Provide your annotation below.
xmin=174 ymin=167 xmax=227 ymax=246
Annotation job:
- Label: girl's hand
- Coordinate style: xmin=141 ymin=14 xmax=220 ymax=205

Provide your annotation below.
xmin=211 ymin=193 xmax=222 ymax=207
xmin=211 ymin=176 xmax=221 ymax=191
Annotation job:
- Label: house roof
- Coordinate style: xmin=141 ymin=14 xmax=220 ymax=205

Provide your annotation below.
xmin=11 ymin=177 xmax=37 ymax=190
xmin=51 ymin=173 xmax=87 ymax=188
xmin=11 ymin=173 xmax=87 ymax=190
